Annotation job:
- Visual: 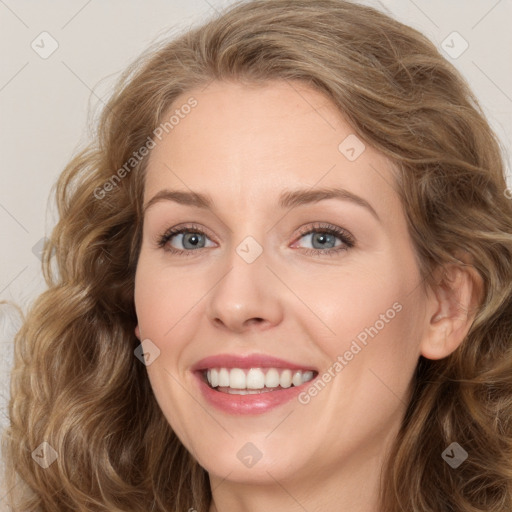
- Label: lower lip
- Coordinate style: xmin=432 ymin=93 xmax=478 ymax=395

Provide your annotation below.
xmin=193 ymin=371 xmax=315 ymax=415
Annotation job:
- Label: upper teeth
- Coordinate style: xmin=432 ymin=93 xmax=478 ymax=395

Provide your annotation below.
xmin=206 ymin=367 xmax=315 ymax=390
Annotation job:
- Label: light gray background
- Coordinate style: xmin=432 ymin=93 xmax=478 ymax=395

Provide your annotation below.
xmin=1 ymin=0 xmax=511 ymax=493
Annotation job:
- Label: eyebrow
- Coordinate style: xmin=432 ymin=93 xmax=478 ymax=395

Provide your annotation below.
xmin=143 ymin=186 xmax=380 ymax=221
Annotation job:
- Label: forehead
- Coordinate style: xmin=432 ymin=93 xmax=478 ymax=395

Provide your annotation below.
xmin=143 ymin=80 xmax=401 ymax=220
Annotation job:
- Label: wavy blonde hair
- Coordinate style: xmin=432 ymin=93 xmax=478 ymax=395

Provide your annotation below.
xmin=3 ymin=0 xmax=512 ymax=510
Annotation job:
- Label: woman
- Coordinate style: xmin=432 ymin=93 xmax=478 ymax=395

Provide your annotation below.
xmin=3 ymin=0 xmax=511 ymax=510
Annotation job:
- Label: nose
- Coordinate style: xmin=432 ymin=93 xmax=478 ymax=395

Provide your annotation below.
xmin=206 ymin=241 xmax=284 ymax=334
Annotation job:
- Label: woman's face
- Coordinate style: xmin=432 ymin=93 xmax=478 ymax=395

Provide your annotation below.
xmin=134 ymin=80 xmax=431 ymax=485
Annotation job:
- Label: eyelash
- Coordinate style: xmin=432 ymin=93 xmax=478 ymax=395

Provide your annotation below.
xmin=156 ymin=222 xmax=355 ymax=257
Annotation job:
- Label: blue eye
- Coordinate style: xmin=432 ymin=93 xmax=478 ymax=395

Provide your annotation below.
xmin=293 ymin=222 xmax=355 ymax=256
xmin=157 ymin=224 xmax=214 ymax=254
xmin=157 ymin=222 xmax=355 ymax=257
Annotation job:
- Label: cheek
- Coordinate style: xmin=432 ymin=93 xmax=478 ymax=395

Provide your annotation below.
xmin=291 ymin=263 xmax=409 ymax=347
xmin=133 ymin=254 xmax=204 ymax=444
xmin=294 ymin=251 xmax=424 ymax=388
xmin=134 ymin=252 xmax=204 ymax=340
xmin=133 ymin=265 xmax=169 ymax=339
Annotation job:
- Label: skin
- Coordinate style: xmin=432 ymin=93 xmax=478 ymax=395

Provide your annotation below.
xmin=133 ymin=80 xmax=479 ymax=512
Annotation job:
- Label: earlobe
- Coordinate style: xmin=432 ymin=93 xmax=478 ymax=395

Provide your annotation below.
xmin=135 ymin=325 xmax=141 ymax=340
xmin=420 ymin=260 xmax=483 ymax=360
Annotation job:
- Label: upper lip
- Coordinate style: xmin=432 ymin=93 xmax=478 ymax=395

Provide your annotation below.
xmin=191 ymin=353 xmax=318 ymax=372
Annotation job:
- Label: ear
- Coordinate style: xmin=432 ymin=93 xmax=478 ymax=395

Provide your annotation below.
xmin=135 ymin=325 xmax=141 ymax=340
xmin=420 ymin=255 xmax=484 ymax=360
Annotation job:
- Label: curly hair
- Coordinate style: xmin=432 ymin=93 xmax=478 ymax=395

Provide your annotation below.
xmin=3 ymin=0 xmax=511 ymax=510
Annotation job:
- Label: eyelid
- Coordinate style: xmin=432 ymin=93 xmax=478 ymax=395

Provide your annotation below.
xmin=295 ymin=222 xmax=355 ymax=245
xmin=156 ymin=221 xmax=356 ymax=255
xmin=156 ymin=223 xmax=215 ymax=246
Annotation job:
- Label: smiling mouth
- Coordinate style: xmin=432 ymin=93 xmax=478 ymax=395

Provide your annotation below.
xmin=202 ymin=367 xmax=318 ymax=394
